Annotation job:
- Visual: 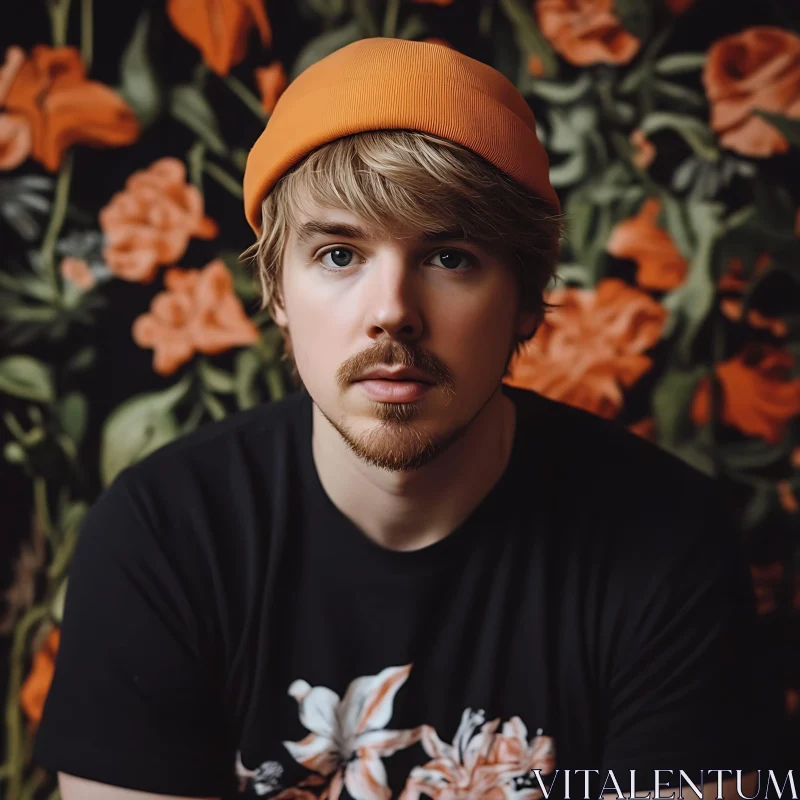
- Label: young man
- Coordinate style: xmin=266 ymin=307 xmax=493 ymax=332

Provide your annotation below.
xmin=34 ymin=38 xmax=773 ymax=800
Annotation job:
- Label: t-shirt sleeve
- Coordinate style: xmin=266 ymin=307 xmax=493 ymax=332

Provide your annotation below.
xmin=600 ymin=484 xmax=780 ymax=792
xmin=32 ymin=468 xmax=233 ymax=797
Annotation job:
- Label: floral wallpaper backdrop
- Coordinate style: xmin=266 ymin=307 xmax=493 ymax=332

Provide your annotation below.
xmin=1 ymin=0 xmax=799 ymax=795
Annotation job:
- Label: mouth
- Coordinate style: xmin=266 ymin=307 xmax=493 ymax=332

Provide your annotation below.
xmin=355 ymin=377 xmax=434 ymax=402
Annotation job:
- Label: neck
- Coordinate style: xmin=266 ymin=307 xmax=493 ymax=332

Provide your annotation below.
xmin=311 ymin=386 xmax=517 ymax=552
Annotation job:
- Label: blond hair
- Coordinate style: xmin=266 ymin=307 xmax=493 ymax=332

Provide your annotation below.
xmin=241 ymin=130 xmax=564 ymax=386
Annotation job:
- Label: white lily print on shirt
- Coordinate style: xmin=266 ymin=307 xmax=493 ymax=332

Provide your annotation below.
xmin=399 ymin=708 xmax=556 ymax=800
xmin=278 ymin=663 xmax=424 ymax=800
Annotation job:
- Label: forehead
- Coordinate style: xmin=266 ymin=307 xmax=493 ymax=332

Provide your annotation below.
xmin=288 ymin=201 xmax=477 ymax=248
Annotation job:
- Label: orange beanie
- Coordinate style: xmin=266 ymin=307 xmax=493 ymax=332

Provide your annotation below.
xmin=243 ymin=37 xmax=559 ymax=234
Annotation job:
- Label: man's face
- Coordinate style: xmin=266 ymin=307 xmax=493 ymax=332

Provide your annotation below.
xmin=273 ymin=201 xmax=537 ymax=472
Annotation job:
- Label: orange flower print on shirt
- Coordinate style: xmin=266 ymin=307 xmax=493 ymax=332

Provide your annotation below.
xmin=703 ymin=27 xmax=800 ymax=158
xmin=255 ymin=62 xmax=287 ymax=114
xmin=400 ymin=709 xmax=556 ymax=799
xmin=273 ymin=664 xmax=424 ymax=800
xmin=167 ymin=0 xmax=272 ymax=76
xmin=607 ymin=198 xmax=688 ymax=291
xmin=690 ymin=344 xmax=800 ymax=444
xmin=19 ymin=626 xmax=60 ymax=732
xmin=535 ymin=0 xmax=640 ymax=66
xmin=2 ymin=45 xmax=139 ymax=172
xmin=132 ymin=259 xmax=259 ymax=376
xmin=100 ymin=157 xmax=218 ymax=283
xmin=504 ymin=278 xmax=667 ymax=420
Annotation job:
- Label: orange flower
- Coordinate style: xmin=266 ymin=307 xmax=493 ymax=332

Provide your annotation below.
xmin=703 ymin=27 xmax=800 ymax=157
xmin=504 ymin=278 xmax=667 ymax=419
xmin=528 ymin=53 xmax=545 ymax=77
xmin=254 ymin=62 xmax=287 ymax=114
xmin=0 ymin=113 xmax=31 ymax=169
xmin=2 ymin=45 xmax=139 ymax=171
xmin=535 ymin=0 xmax=640 ymax=66
xmin=628 ymin=417 xmax=656 ymax=440
xmin=19 ymin=626 xmax=60 ymax=731
xmin=720 ymin=299 xmax=788 ymax=337
xmin=606 ymin=198 xmax=688 ymax=291
xmin=100 ymin=157 xmax=218 ymax=283
xmin=629 ymin=128 xmax=655 ymax=169
xmin=691 ymin=344 xmax=800 ymax=444
xmin=750 ymin=562 xmax=783 ymax=615
xmin=778 ymin=480 xmax=798 ymax=514
xmin=167 ymin=0 xmax=272 ymax=76
xmin=132 ymin=259 xmax=260 ymax=376
xmin=59 ymin=257 xmax=96 ymax=291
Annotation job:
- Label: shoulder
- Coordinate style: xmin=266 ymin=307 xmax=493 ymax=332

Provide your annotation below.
xmin=506 ymin=386 xmax=733 ymax=562
xmin=99 ymin=389 xmax=310 ymax=540
xmin=120 ymin=389 xmax=308 ymax=490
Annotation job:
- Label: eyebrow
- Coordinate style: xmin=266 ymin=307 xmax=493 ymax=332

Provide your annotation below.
xmin=294 ymin=221 xmax=469 ymax=245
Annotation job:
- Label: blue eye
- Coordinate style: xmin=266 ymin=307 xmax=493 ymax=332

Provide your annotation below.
xmin=315 ymin=247 xmax=474 ymax=272
xmin=319 ymin=248 xmax=356 ymax=269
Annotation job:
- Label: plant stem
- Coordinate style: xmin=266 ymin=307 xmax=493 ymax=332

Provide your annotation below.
xmin=47 ymin=0 xmax=72 ymax=48
xmin=203 ymin=160 xmax=244 ymax=199
xmin=80 ymin=0 xmax=93 ymax=72
xmin=3 ymin=605 xmax=52 ymax=800
xmin=187 ymin=140 xmax=206 ymax=190
xmin=224 ymin=74 xmax=267 ymax=121
xmin=33 ymin=477 xmax=55 ymax=544
xmin=382 ymin=0 xmax=402 ymax=38
xmin=39 ymin=151 xmax=74 ymax=304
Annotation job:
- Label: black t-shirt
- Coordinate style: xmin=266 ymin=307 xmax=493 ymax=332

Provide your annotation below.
xmin=33 ymin=384 xmax=774 ymax=799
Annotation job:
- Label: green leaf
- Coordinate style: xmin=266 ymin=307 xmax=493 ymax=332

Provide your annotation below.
xmin=57 ymin=391 xmax=88 ymax=445
xmin=523 ymin=73 xmax=592 ymax=104
xmin=201 ymin=390 xmax=227 ymax=420
xmin=655 ymin=52 xmax=707 ymax=74
xmin=64 ymin=346 xmax=96 ymax=373
xmin=117 ymin=11 xmax=163 ymax=127
xmin=497 ymin=0 xmax=558 ymax=79
xmin=549 ymin=150 xmax=588 ymax=187
xmin=397 ymin=12 xmax=427 ymax=40
xmin=169 ymin=85 xmax=227 ymax=156
xmin=652 ymin=79 xmax=706 ymax=108
xmin=4 ymin=441 xmax=26 ymax=464
xmin=100 ymin=377 xmax=191 ymax=487
xmin=564 ymin=193 xmax=595 ymax=263
xmin=547 ymin=108 xmax=583 ymax=153
xmin=661 ymin=202 xmax=723 ymax=362
xmin=235 ymin=349 xmax=262 ymax=410
xmin=198 ymin=360 xmax=236 ymax=394
xmin=614 ymin=0 xmax=652 ymax=41
xmin=304 ymin=0 xmax=347 ymax=19
xmin=752 ymin=110 xmax=800 ymax=148
xmin=657 ymin=191 xmax=694 ymax=258
xmin=651 ymin=367 xmax=704 ymax=446
xmin=290 ymin=19 xmax=363 ymax=80
xmin=0 ymin=356 xmax=54 ymax=403
xmin=639 ymin=111 xmax=719 ymax=161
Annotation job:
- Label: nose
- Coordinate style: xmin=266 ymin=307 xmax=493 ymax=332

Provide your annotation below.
xmin=363 ymin=253 xmax=424 ymax=342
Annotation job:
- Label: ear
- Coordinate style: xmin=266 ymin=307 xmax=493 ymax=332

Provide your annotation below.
xmin=271 ymin=298 xmax=288 ymax=327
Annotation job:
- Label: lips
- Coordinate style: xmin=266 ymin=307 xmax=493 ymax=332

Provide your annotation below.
xmin=355 ymin=370 xmax=433 ymax=383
